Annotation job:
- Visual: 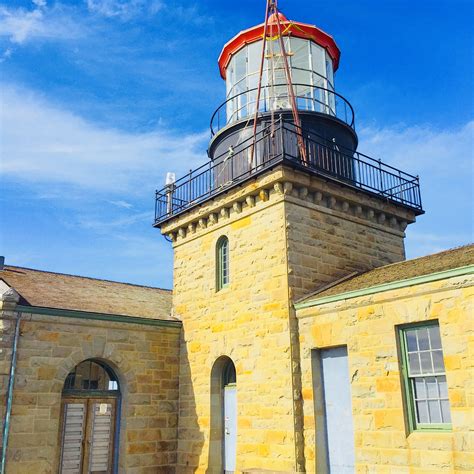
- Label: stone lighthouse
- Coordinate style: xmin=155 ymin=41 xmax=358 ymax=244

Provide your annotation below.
xmin=154 ymin=3 xmax=423 ymax=472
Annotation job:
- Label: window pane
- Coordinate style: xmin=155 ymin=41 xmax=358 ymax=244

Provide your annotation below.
xmin=428 ymin=400 xmax=442 ymax=423
xmin=414 ymin=378 xmax=426 ymax=399
xmin=429 ymin=325 xmax=442 ymax=349
xmin=311 ymin=42 xmax=325 ymax=76
xmin=426 ymin=377 xmax=438 ymax=399
xmin=409 ymin=353 xmax=421 ymax=375
xmin=234 ymin=49 xmax=246 ymax=83
xmin=438 ymin=376 xmax=448 ymax=397
xmin=247 ymin=41 xmax=261 ymax=76
xmin=416 ymin=400 xmax=429 ymax=423
xmin=441 ymin=400 xmax=451 ymax=423
xmin=417 ymin=328 xmax=430 ymax=350
xmin=292 ymin=68 xmax=311 ymax=88
xmin=432 ymin=350 xmax=445 ymax=372
xmin=406 ymin=329 xmax=418 ymax=352
xmin=290 ymin=38 xmax=309 ymax=70
xmin=325 ymin=52 xmax=334 ymax=87
xmin=420 ymin=351 xmax=433 ymax=374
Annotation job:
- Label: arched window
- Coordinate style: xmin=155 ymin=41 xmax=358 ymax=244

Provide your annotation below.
xmin=63 ymin=359 xmax=119 ymax=393
xmin=216 ymin=236 xmax=230 ymax=291
xmin=59 ymin=359 xmax=120 ymax=473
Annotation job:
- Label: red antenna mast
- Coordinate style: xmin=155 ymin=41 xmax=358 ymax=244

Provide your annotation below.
xmin=251 ymin=0 xmax=308 ymax=165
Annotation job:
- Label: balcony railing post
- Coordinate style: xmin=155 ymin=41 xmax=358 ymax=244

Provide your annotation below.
xmin=279 ymin=115 xmax=285 ymax=160
xmin=378 ymin=159 xmax=384 ymax=195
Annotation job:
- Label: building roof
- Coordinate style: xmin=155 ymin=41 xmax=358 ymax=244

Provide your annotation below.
xmin=299 ymin=244 xmax=474 ymax=303
xmin=0 ymin=265 xmax=174 ymax=321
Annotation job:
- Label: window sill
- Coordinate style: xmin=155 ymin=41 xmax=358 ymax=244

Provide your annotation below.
xmin=409 ymin=423 xmax=452 ymax=434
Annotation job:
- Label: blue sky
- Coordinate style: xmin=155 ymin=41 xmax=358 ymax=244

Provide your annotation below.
xmin=1 ymin=0 xmax=473 ymax=289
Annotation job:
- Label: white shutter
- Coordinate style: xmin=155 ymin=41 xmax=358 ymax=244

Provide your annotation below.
xmin=88 ymin=403 xmax=113 ymax=472
xmin=60 ymin=403 xmax=86 ymax=474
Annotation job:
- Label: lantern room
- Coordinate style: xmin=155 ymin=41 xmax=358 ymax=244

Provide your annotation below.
xmin=209 ymin=11 xmax=358 ymax=167
xmin=218 ymin=12 xmax=340 ymax=125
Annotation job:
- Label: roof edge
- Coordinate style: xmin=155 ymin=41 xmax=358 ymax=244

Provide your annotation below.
xmin=2 ymin=265 xmax=172 ymax=293
xmin=294 ymin=264 xmax=474 ymax=311
xmin=15 ymin=304 xmax=182 ymax=328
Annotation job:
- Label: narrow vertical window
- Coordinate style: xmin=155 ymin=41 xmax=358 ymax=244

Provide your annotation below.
xmin=216 ymin=236 xmax=229 ymax=291
xmin=399 ymin=322 xmax=452 ymax=431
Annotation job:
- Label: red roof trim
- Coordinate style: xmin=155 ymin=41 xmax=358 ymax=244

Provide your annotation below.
xmin=218 ymin=20 xmax=340 ymax=80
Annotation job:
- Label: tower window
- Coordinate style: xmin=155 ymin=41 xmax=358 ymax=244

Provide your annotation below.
xmin=399 ymin=322 xmax=452 ymax=431
xmin=216 ymin=236 xmax=229 ymax=291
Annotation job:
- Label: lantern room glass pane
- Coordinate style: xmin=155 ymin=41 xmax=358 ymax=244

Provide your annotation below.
xmin=247 ymin=41 xmax=260 ymax=76
xmin=311 ymin=42 xmax=325 ymax=77
xmin=290 ymin=37 xmax=309 ymax=71
xmin=234 ymin=49 xmax=246 ymax=83
xmin=325 ymin=51 xmax=335 ymax=89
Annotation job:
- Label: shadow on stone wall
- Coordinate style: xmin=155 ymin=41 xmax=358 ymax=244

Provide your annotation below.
xmin=176 ymin=331 xmax=205 ymax=473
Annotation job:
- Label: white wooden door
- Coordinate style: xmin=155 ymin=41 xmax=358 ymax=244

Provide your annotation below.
xmin=223 ymin=384 xmax=237 ymax=473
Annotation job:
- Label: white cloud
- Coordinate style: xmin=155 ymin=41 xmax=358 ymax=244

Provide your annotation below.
xmin=358 ymin=121 xmax=474 ymax=177
xmin=0 ymin=2 xmax=83 ymax=45
xmin=86 ymin=0 xmax=163 ymax=20
xmin=358 ymin=120 xmax=473 ymax=258
xmin=32 ymin=0 xmax=47 ymax=8
xmin=109 ymin=200 xmax=134 ymax=209
xmin=0 ymin=84 xmax=209 ymax=194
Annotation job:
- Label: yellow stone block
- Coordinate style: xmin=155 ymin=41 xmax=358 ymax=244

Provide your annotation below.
xmin=302 ymin=388 xmax=313 ymax=400
xmin=357 ymin=306 xmax=375 ymax=320
xmin=265 ymin=430 xmax=288 ymax=445
xmin=374 ymin=409 xmax=405 ymax=430
xmin=231 ymin=216 xmax=252 ymax=230
xmin=444 ymin=354 xmax=462 ymax=370
xmin=258 ymin=444 xmax=270 ymax=457
xmin=189 ymin=341 xmax=201 ymax=353
xmin=376 ymin=377 xmax=400 ymax=393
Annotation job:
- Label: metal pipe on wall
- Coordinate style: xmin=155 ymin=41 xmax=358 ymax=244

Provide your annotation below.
xmin=1 ymin=313 xmax=21 ymax=474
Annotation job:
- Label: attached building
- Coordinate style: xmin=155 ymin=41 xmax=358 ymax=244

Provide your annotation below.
xmin=0 ymin=266 xmax=181 ymax=473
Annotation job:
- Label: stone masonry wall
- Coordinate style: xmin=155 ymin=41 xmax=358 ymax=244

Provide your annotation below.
xmin=283 ymin=169 xmax=411 ymax=301
xmin=297 ymin=273 xmax=474 ymax=473
xmin=163 ymin=166 xmax=417 ymax=473
xmin=0 ymin=311 xmax=180 ymax=474
xmin=171 ymin=191 xmax=298 ymax=473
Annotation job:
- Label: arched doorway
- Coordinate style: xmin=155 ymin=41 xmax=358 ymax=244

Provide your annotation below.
xmin=59 ymin=359 xmax=120 ymax=474
xmin=222 ymin=359 xmax=237 ymax=473
xmin=209 ymin=356 xmax=237 ymax=473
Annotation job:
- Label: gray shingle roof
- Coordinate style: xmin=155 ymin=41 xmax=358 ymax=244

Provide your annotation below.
xmin=0 ymin=266 xmax=174 ymax=321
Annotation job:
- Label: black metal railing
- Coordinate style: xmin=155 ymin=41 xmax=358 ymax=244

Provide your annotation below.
xmin=154 ymin=118 xmax=422 ymax=226
xmin=210 ymin=84 xmax=355 ymax=135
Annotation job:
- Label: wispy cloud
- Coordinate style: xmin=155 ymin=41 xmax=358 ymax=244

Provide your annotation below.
xmin=84 ymin=0 xmax=211 ymax=25
xmin=85 ymin=0 xmax=163 ymax=20
xmin=109 ymin=200 xmax=134 ymax=209
xmin=0 ymin=1 xmax=83 ymax=45
xmin=1 ymin=83 xmax=209 ymax=194
xmin=358 ymin=121 xmax=473 ymax=176
xmin=358 ymin=120 xmax=473 ymax=258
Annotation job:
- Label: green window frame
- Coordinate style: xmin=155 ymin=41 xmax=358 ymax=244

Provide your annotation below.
xmin=216 ymin=236 xmax=229 ymax=291
xmin=399 ymin=321 xmax=452 ymax=432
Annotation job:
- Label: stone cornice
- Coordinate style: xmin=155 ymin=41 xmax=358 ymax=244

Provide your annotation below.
xmin=160 ymin=165 xmax=417 ymax=244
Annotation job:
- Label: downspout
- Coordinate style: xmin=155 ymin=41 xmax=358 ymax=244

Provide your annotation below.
xmin=1 ymin=312 xmax=21 ymax=474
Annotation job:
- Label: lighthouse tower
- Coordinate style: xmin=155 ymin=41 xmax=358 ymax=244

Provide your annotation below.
xmin=154 ymin=3 xmax=422 ymax=473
